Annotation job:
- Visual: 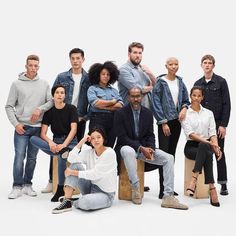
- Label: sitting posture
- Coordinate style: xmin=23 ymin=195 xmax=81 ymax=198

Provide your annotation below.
xmin=181 ymin=86 xmax=222 ymax=207
xmin=114 ymin=87 xmax=188 ymax=210
xmin=30 ymin=84 xmax=78 ymax=202
xmin=52 ymin=127 xmax=117 ymax=214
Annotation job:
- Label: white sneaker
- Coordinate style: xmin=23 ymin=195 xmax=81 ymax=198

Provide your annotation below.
xmin=8 ymin=187 xmax=22 ymax=199
xmin=41 ymin=182 xmax=53 ymax=193
xmin=22 ymin=185 xmax=37 ymax=197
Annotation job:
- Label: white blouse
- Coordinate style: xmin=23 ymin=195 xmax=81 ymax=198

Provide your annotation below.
xmin=68 ymin=147 xmax=117 ymax=193
xmin=181 ymin=105 xmax=216 ymax=141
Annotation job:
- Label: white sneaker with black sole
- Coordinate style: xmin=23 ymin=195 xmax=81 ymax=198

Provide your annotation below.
xmin=52 ymin=199 xmax=72 ymax=214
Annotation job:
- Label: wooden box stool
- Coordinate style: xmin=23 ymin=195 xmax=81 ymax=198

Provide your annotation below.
xmin=118 ymin=159 xmax=144 ymax=200
xmin=184 ymin=157 xmax=209 ymax=199
xmin=52 ymin=156 xmax=80 ymax=194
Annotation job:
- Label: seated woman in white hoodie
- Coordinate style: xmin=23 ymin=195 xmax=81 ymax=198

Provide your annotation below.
xmin=52 ymin=126 xmax=117 ymax=214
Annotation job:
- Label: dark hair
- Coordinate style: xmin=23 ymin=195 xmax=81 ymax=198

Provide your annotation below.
xmin=26 ymin=54 xmax=39 ymax=63
xmin=88 ymin=61 xmax=119 ymax=85
xmin=88 ymin=126 xmax=107 ymax=146
xmin=201 ymin=54 xmax=215 ymax=65
xmin=51 ymin=84 xmax=66 ymax=97
xmin=128 ymin=42 xmax=144 ymax=53
xmin=69 ymin=48 xmax=84 ymax=58
xmin=190 ymin=86 xmax=204 ymax=96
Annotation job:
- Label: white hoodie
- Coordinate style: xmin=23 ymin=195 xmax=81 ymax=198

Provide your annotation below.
xmin=5 ymin=73 xmax=52 ymax=127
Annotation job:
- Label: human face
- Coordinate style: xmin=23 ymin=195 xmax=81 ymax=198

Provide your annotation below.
xmin=99 ymin=68 xmax=110 ymax=87
xmin=70 ymin=53 xmax=84 ymax=71
xmin=129 ymin=47 xmax=143 ymax=66
xmin=165 ymin=58 xmax=179 ymax=76
xmin=25 ymin=59 xmax=39 ymax=79
xmin=53 ymin=87 xmax=65 ymax=103
xmin=90 ymin=131 xmax=104 ymax=149
xmin=201 ymin=59 xmax=215 ymax=74
xmin=128 ymin=88 xmax=142 ymax=110
xmin=190 ymin=89 xmax=203 ymax=105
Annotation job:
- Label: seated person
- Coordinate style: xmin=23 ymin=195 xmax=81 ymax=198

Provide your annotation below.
xmin=181 ymin=86 xmax=222 ymax=207
xmin=30 ymin=84 xmax=77 ymax=201
xmin=52 ymin=127 xmax=117 ymax=214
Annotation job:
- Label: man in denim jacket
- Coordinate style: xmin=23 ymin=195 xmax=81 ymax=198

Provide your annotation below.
xmin=41 ymin=48 xmax=90 ymax=194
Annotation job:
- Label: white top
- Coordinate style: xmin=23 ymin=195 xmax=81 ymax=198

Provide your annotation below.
xmin=68 ymin=146 xmax=117 ymax=193
xmin=181 ymin=105 xmax=216 ymax=141
xmin=71 ymin=73 xmax=82 ymax=106
xmin=164 ymin=76 xmax=179 ymax=107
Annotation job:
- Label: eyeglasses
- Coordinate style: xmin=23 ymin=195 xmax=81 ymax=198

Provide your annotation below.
xmin=129 ymin=95 xmax=142 ymax=99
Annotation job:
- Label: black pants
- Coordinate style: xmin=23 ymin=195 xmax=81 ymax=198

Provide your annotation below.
xmin=215 ymin=125 xmax=227 ymax=184
xmin=89 ymin=112 xmax=116 ymax=148
xmin=184 ymin=141 xmax=214 ymax=184
xmin=158 ymin=119 xmax=181 ymax=192
xmin=49 ymin=120 xmax=86 ymax=181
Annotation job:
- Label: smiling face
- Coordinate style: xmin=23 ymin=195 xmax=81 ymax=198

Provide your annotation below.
xmin=99 ymin=68 xmax=110 ymax=87
xmin=90 ymin=131 xmax=105 ymax=149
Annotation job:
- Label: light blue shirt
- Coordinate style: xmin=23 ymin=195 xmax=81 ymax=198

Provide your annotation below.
xmin=87 ymin=84 xmax=123 ymax=113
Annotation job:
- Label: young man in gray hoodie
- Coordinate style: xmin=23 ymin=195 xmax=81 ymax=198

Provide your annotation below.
xmin=5 ymin=55 xmax=52 ymax=199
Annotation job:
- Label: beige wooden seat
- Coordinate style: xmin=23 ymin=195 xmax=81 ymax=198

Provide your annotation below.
xmin=52 ymin=156 xmax=80 ymax=194
xmin=118 ymin=159 xmax=144 ymax=200
xmin=184 ymin=157 xmax=209 ymax=199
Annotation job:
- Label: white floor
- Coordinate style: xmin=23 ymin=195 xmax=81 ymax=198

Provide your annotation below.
xmin=1 ymin=131 xmax=235 ymax=236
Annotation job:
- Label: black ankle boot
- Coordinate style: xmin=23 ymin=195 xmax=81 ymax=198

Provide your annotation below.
xmin=220 ymin=184 xmax=229 ymax=195
xmin=51 ymin=185 xmax=64 ymax=202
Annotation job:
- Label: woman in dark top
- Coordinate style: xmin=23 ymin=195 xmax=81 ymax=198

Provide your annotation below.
xmin=87 ymin=61 xmax=123 ymax=148
xmin=30 ymin=84 xmax=78 ymax=202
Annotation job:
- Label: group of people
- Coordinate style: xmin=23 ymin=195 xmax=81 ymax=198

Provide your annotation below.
xmin=5 ymin=42 xmax=231 ymax=214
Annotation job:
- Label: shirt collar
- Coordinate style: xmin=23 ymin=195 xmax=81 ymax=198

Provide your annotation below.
xmin=189 ymin=105 xmax=205 ymax=113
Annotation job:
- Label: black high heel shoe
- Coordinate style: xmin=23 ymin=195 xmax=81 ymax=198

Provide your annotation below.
xmin=209 ymin=187 xmax=220 ymax=207
xmin=186 ymin=176 xmax=197 ymax=197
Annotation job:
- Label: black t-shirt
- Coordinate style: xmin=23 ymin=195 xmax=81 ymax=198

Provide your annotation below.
xmin=42 ymin=104 xmax=78 ymax=137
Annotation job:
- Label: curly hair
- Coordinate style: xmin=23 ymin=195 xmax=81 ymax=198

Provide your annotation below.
xmin=88 ymin=61 xmax=119 ymax=85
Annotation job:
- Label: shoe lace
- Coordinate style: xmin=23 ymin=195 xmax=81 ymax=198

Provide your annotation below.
xmin=57 ymin=200 xmax=69 ymax=209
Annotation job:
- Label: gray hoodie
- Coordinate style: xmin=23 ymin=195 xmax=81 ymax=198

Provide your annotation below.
xmin=5 ymin=73 xmax=52 ymax=127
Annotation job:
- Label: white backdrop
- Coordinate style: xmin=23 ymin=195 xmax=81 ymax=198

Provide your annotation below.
xmin=0 ymin=1 xmax=235 ymax=236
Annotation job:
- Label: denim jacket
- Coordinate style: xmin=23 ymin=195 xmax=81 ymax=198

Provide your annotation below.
xmin=53 ymin=68 xmax=90 ymax=120
xmin=151 ymin=74 xmax=190 ymax=124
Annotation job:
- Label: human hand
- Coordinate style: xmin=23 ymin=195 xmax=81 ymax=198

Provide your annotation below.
xmin=64 ymin=167 xmax=71 ymax=177
xmin=218 ymin=126 xmax=226 ymax=139
xmin=162 ymin=123 xmax=171 ymax=136
xmin=140 ymin=146 xmax=154 ymax=160
xmin=48 ymin=140 xmax=57 ymax=153
xmin=30 ymin=108 xmax=41 ymax=123
xmin=15 ymin=124 xmax=25 ymax=135
xmin=178 ymin=108 xmax=187 ymax=122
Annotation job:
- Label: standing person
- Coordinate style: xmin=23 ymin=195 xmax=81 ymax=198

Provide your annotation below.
xmin=5 ymin=55 xmax=51 ymax=199
xmin=118 ymin=42 xmax=157 ymax=187
xmin=181 ymin=86 xmax=221 ymax=207
xmin=152 ymin=57 xmax=190 ymax=198
xmin=114 ymin=87 xmax=188 ymax=210
xmin=52 ymin=127 xmax=117 ymax=214
xmin=194 ymin=54 xmax=231 ymax=195
xmin=87 ymin=61 xmax=123 ymax=148
xmin=30 ymin=85 xmax=78 ymax=202
xmin=41 ymin=48 xmax=90 ymax=194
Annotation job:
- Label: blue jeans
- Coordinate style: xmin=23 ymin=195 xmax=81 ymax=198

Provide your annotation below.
xmin=120 ymin=146 xmax=175 ymax=196
xmin=65 ymin=163 xmax=115 ymax=211
xmin=13 ymin=126 xmax=41 ymax=187
xmin=30 ymin=136 xmax=77 ymax=185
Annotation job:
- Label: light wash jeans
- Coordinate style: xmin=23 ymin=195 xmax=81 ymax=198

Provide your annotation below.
xmin=13 ymin=126 xmax=41 ymax=187
xmin=120 ymin=145 xmax=174 ymax=196
xmin=30 ymin=136 xmax=77 ymax=185
xmin=65 ymin=163 xmax=115 ymax=211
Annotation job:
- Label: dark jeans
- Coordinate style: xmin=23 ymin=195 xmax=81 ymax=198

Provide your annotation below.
xmin=215 ymin=125 xmax=227 ymax=184
xmin=48 ymin=120 xmax=86 ymax=182
xmin=184 ymin=141 xmax=215 ymax=184
xmin=158 ymin=119 xmax=181 ymax=192
xmin=89 ymin=112 xmax=116 ymax=148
